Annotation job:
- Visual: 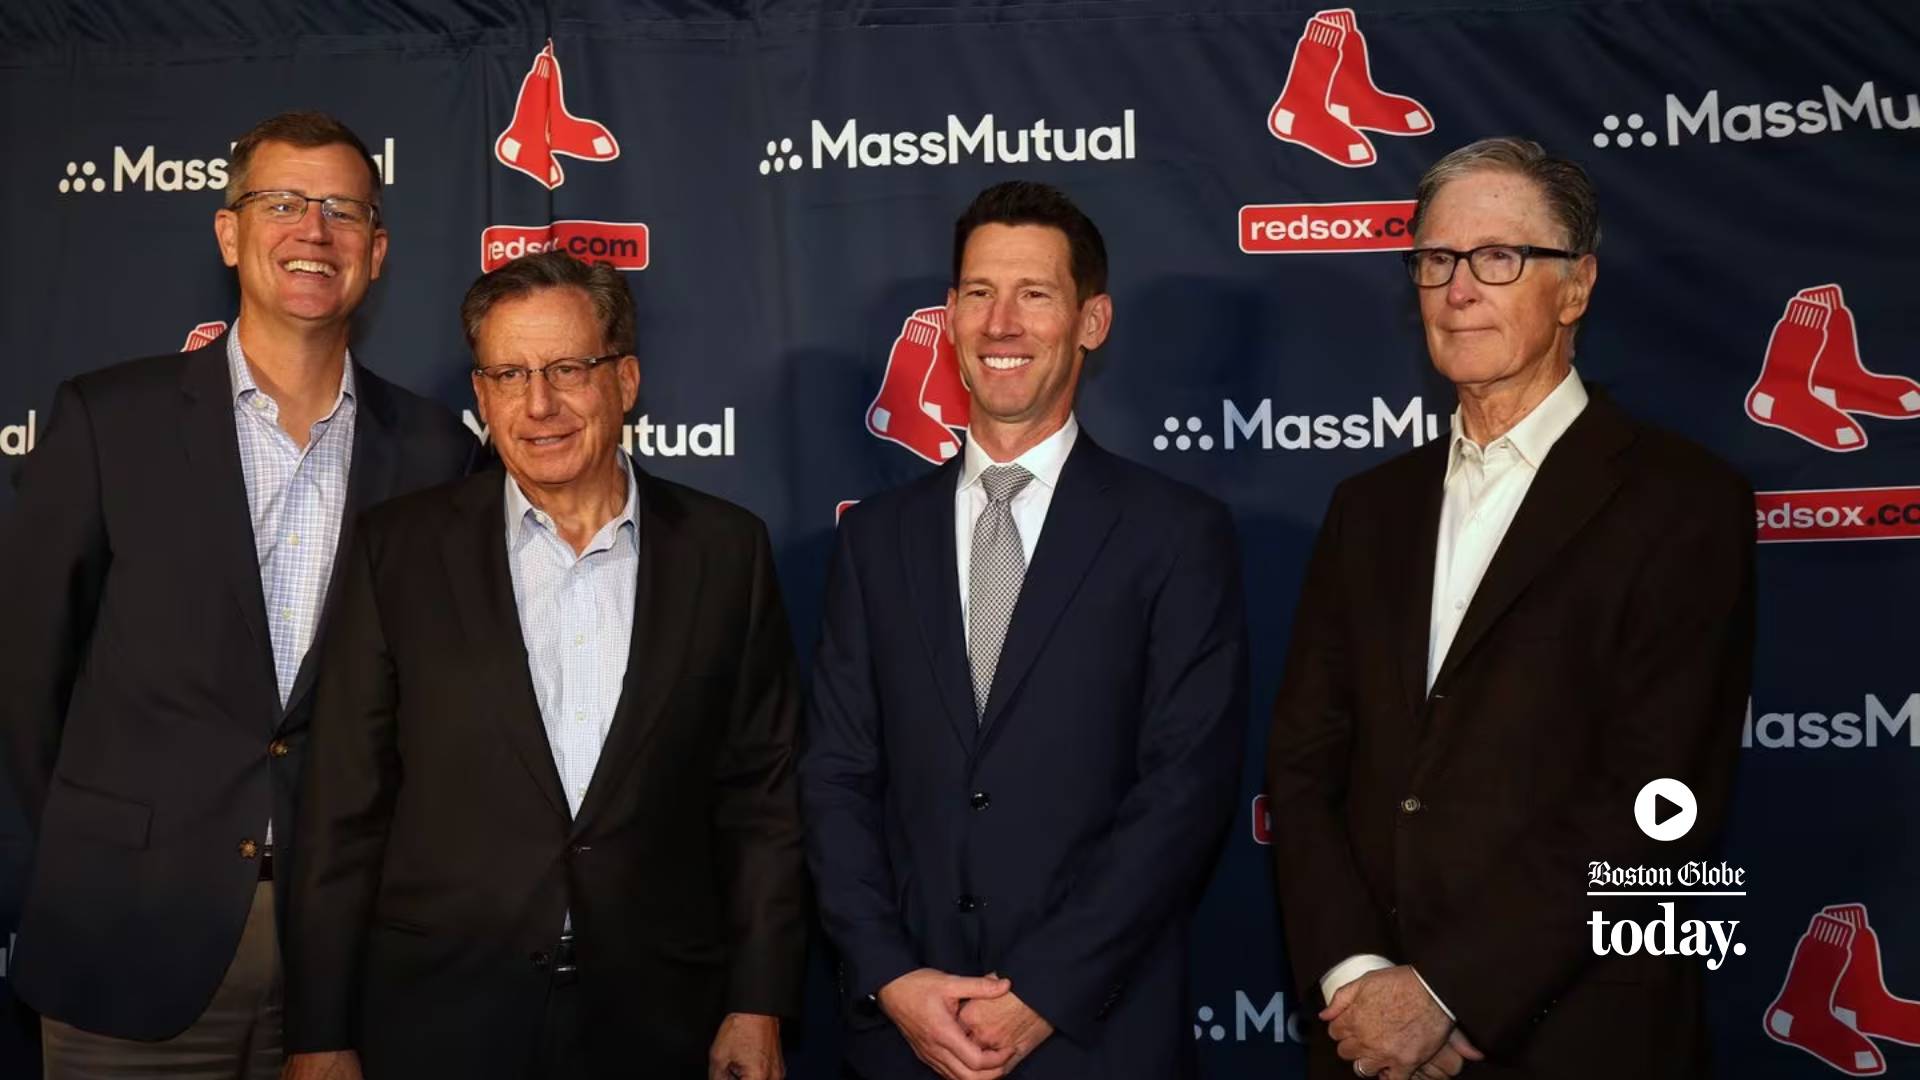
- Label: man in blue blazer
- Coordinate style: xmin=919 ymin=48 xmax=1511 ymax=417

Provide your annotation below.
xmin=803 ymin=181 xmax=1249 ymax=1080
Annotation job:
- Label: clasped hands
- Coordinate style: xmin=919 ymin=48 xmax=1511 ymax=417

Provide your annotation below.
xmin=877 ymin=967 xmax=1054 ymax=1080
xmin=1323 ymin=965 xmax=1485 ymax=1080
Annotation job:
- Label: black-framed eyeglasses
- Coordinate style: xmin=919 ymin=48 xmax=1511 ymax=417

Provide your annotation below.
xmin=1404 ymin=244 xmax=1579 ymax=288
xmin=473 ymin=354 xmax=624 ymax=394
xmin=228 ymin=190 xmax=381 ymax=230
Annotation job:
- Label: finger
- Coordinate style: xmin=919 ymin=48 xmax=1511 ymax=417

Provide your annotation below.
xmin=1336 ymin=1036 xmax=1363 ymax=1061
xmin=1320 ymin=979 xmax=1361 ymax=1022
xmin=944 ymin=974 xmax=1013 ymax=1002
xmin=1450 ymin=1030 xmax=1486 ymax=1061
xmin=1422 ymin=1046 xmax=1465 ymax=1077
xmin=930 ymin=1015 xmax=1015 ymax=1071
xmin=927 ymin=1042 xmax=1008 ymax=1080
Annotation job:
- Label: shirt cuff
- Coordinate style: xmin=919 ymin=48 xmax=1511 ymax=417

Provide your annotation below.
xmin=1320 ymin=954 xmax=1395 ymax=1005
xmin=1410 ymin=965 xmax=1457 ymax=1022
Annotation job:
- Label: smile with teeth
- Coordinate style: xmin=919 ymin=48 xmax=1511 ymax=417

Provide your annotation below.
xmin=981 ymin=355 xmax=1033 ymax=371
xmin=527 ymin=433 xmax=576 ymax=446
xmin=282 ymin=259 xmax=336 ymax=277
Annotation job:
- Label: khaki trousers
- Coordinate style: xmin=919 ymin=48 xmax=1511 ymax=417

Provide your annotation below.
xmin=42 ymin=880 xmax=283 ymax=1080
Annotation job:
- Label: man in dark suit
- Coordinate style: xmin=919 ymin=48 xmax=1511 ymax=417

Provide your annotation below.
xmin=1266 ymin=137 xmax=1756 ymax=1080
xmin=0 ymin=111 xmax=472 ymax=1077
xmin=283 ymin=251 xmax=807 ymax=1080
xmin=803 ymin=181 xmax=1249 ymax=1080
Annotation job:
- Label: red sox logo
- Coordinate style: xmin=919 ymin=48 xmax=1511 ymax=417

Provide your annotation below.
xmin=1746 ymin=284 xmax=1920 ymax=452
xmin=494 ymin=40 xmax=620 ymax=190
xmin=1766 ymin=902 xmax=1920 ymax=1074
xmin=181 ymin=321 xmax=227 ymax=351
xmin=1266 ymin=8 xmax=1432 ymax=168
xmin=866 ymin=306 xmax=970 ymax=464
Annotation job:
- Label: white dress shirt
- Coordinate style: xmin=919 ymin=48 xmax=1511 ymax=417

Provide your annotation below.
xmin=1322 ymin=368 xmax=1589 ymax=1017
xmin=226 ymin=322 xmax=356 ymax=848
xmin=504 ymin=453 xmax=641 ymax=819
xmin=954 ymin=414 xmax=1078 ymax=639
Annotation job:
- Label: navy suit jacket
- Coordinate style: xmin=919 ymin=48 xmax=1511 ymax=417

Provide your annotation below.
xmin=0 ymin=335 xmax=473 ymax=1039
xmin=802 ymin=431 xmax=1249 ymax=1079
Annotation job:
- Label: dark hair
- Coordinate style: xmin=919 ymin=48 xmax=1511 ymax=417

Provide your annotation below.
xmin=952 ymin=181 xmax=1109 ymax=302
xmin=460 ymin=251 xmax=637 ymax=355
xmin=1410 ymin=136 xmax=1602 ymax=256
xmin=225 ymin=111 xmax=383 ymax=206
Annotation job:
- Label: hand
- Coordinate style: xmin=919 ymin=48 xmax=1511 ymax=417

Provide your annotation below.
xmin=281 ymin=1051 xmax=364 ymax=1080
xmin=1320 ymin=966 xmax=1454 ymax=1080
xmin=957 ymin=985 xmax=1054 ymax=1070
xmin=1412 ymin=1029 xmax=1486 ymax=1079
xmin=708 ymin=1012 xmax=784 ymax=1080
xmin=877 ymin=968 xmax=1016 ymax=1080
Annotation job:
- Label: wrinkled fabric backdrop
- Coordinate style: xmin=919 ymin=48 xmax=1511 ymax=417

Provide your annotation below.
xmin=1 ymin=1 xmax=1916 ymax=1075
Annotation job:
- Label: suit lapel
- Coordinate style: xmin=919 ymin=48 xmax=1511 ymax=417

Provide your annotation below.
xmin=1428 ymin=395 xmax=1636 ymax=693
xmin=281 ymin=363 xmax=400 ymax=719
xmin=442 ymin=473 xmax=571 ymax=820
xmin=572 ymin=463 xmax=701 ymax=835
xmin=1397 ymin=443 xmax=1449 ymax=719
xmin=899 ymin=458 xmax=978 ymax=754
xmin=976 ymin=435 xmax=1119 ymax=747
xmin=179 ymin=338 xmax=278 ymax=717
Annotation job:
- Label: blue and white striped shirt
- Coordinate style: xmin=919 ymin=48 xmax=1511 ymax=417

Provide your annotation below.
xmin=504 ymin=454 xmax=640 ymax=819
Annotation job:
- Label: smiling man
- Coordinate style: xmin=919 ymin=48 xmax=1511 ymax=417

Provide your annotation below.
xmin=283 ymin=251 xmax=807 ymax=1080
xmin=1266 ymin=138 xmax=1755 ymax=1080
xmin=803 ymin=181 xmax=1248 ymax=1079
xmin=0 ymin=111 xmax=472 ymax=1079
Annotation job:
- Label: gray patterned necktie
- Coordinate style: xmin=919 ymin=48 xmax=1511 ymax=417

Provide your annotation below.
xmin=968 ymin=464 xmax=1036 ymax=720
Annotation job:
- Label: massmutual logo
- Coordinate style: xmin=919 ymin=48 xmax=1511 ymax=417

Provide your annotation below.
xmin=1191 ymin=991 xmax=1306 ymax=1044
xmin=1153 ymin=397 xmax=1444 ymax=453
xmin=1592 ymin=80 xmax=1919 ymax=150
xmin=461 ymin=409 xmax=735 ymax=458
xmin=1742 ymin=694 xmax=1920 ymax=750
xmin=756 ymin=109 xmax=1136 ymax=175
xmin=56 ymin=138 xmax=397 ymax=196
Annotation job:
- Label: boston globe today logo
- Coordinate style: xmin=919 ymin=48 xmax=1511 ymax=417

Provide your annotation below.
xmin=1586 ymin=778 xmax=1749 ymax=971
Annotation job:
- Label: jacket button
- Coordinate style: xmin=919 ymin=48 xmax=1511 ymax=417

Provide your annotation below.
xmin=1400 ymin=796 xmax=1424 ymax=814
xmin=570 ymin=843 xmax=592 ymax=855
xmin=237 ymin=838 xmax=258 ymax=859
xmin=530 ymin=950 xmax=550 ymax=970
xmin=956 ymin=895 xmax=982 ymax=913
xmin=269 ymin=739 xmax=290 ymax=758
xmin=969 ymin=791 xmax=991 ymax=810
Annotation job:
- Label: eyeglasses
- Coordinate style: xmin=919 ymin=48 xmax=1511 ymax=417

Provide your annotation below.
xmin=473 ymin=354 xmax=624 ymax=394
xmin=1404 ymin=244 xmax=1578 ymax=288
xmin=228 ymin=190 xmax=381 ymax=230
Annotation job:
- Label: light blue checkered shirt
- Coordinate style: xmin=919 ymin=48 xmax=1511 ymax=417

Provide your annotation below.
xmin=226 ymin=324 xmax=356 ymax=709
xmin=504 ymin=453 xmax=640 ymax=821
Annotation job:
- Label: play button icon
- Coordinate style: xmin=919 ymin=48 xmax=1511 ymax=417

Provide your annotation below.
xmin=1634 ymin=778 xmax=1698 ymax=842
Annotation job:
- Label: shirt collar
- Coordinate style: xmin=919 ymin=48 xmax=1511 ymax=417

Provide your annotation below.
xmin=1446 ymin=367 xmax=1588 ymax=480
xmin=225 ymin=316 xmax=357 ymax=418
xmin=961 ymin=413 xmax=1079 ymax=496
xmin=505 ymin=449 xmax=640 ymax=551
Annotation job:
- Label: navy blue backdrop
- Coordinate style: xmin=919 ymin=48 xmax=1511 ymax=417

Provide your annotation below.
xmin=2 ymin=1 xmax=1917 ymax=1076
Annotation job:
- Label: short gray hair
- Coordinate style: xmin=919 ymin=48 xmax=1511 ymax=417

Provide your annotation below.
xmin=1410 ymin=137 xmax=1601 ymax=255
xmin=460 ymin=251 xmax=636 ymax=356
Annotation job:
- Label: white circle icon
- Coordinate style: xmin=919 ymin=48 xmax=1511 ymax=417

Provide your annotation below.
xmin=1634 ymin=778 xmax=1697 ymax=842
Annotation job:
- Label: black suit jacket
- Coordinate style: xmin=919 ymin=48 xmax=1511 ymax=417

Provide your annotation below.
xmin=1266 ymin=390 xmax=1756 ymax=1079
xmin=0 ymin=334 xmax=472 ymax=1039
xmin=802 ymin=433 xmax=1249 ymax=1079
xmin=285 ymin=463 xmax=809 ymax=1078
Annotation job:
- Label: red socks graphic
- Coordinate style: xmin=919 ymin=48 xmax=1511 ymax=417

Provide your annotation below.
xmin=1802 ymin=286 xmax=1920 ymax=420
xmin=1748 ymin=285 xmax=1919 ymax=451
xmin=1267 ymin=9 xmax=1431 ymax=167
xmin=1747 ymin=297 xmax=1865 ymax=451
xmin=180 ymin=321 xmax=228 ymax=352
xmin=1826 ymin=905 xmax=1920 ymax=1047
xmin=1767 ymin=903 xmax=1920 ymax=1075
xmin=1767 ymin=914 xmax=1886 ymax=1075
xmin=867 ymin=307 xmax=968 ymax=464
xmin=494 ymin=41 xmax=620 ymax=190
xmin=1315 ymin=10 xmax=1433 ymax=136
